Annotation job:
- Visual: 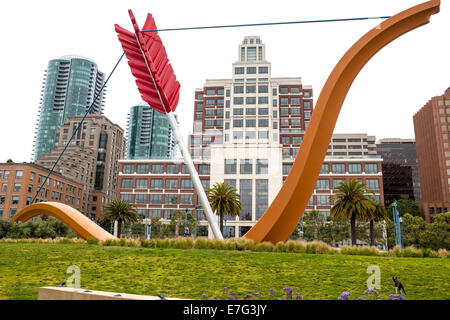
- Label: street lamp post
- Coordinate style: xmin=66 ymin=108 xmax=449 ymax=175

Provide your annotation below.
xmin=399 ymin=217 xmax=404 ymax=248
xmin=300 ymin=215 xmax=304 ymax=240
xmin=184 ymin=208 xmax=189 ymax=237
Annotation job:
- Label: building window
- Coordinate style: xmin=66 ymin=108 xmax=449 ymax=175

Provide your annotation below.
xmin=233 ymin=119 xmax=244 ymax=128
xmin=291 ymin=107 xmax=301 ymax=115
xmin=246 ymin=108 xmax=256 ymax=115
xmin=258 ymin=96 xmax=269 ymax=104
xmin=365 ymin=164 xmax=378 ymax=174
xmin=233 ymin=97 xmax=244 ymax=105
xmin=258 ymin=66 xmax=268 ymax=74
xmin=246 ymin=119 xmax=256 ymax=128
xmin=258 ymin=108 xmax=269 ymax=115
xmin=292 ymin=136 xmax=302 ymax=145
xmin=258 ymin=131 xmax=269 ymax=139
xmin=333 ymin=179 xmax=345 ymax=189
xmin=317 ymin=195 xmax=330 ymax=206
xmin=316 ymin=179 xmax=330 ymax=190
xmin=258 ymin=85 xmax=268 ymax=93
xmin=166 ymin=164 xmax=179 ymax=174
xmin=256 ymin=159 xmax=268 ymax=174
xmin=135 ymin=179 xmax=148 ymax=189
xmin=165 ymin=194 xmax=178 ymax=205
xmin=150 ymin=194 xmax=162 ymax=204
xmin=123 ymin=165 xmax=134 ymax=174
xmin=348 ymin=164 xmax=362 ymax=174
xmin=247 ymin=47 xmax=256 ymax=61
xmin=233 ymin=108 xmax=244 ymax=116
xmin=235 ymin=67 xmax=244 ymax=74
xmin=166 ymin=179 xmax=178 ymax=189
xmin=246 ymin=97 xmax=256 ymax=104
xmin=320 ymin=164 xmax=329 ymax=174
xmin=13 ymin=183 xmax=21 ymax=192
xmin=201 ymin=179 xmax=210 ymax=190
xmin=206 ymin=89 xmax=216 ymax=96
xmin=240 ymin=159 xmax=253 ymax=174
xmin=366 ymin=179 xmax=379 ymax=190
xmin=11 ymin=195 xmax=19 ymax=205
xmin=181 ymin=179 xmax=193 ymax=189
xmin=234 ymin=86 xmax=244 ymax=94
xmin=240 ymin=179 xmax=252 ymax=221
xmin=282 ymin=164 xmax=292 ymax=175
xmin=225 ymin=159 xmax=237 ymax=174
xmin=281 ymin=136 xmax=290 ymax=145
xmin=149 ymin=209 xmax=161 ymax=218
xmin=151 ymin=179 xmax=163 ymax=189
xmin=9 ymin=208 xmax=17 ymax=218
xmin=180 ymin=194 xmax=193 ymax=204
xmin=15 ymin=170 xmax=23 ymax=179
xmin=332 ymin=164 xmax=346 ymax=174
xmin=291 ymin=98 xmax=300 ymax=105
xmin=134 ymin=194 xmax=147 ymax=204
xmin=304 ymin=101 xmax=311 ymax=108
xmin=136 ymin=164 xmax=149 ymax=174
xmin=198 ymin=164 xmax=210 ymax=175
xmin=121 ymin=179 xmax=133 ymax=189
xmin=258 ymin=119 xmax=269 ymax=127
xmin=247 ymin=67 xmax=256 ymax=74
xmin=196 ymin=103 xmax=203 ymax=111
xmin=255 ymin=179 xmax=268 ymax=220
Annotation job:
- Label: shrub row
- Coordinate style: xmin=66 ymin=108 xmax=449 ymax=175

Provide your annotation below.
xmin=1 ymin=237 xmax=447 ymax=258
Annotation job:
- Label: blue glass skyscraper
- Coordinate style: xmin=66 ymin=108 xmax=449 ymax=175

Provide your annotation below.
xmin=33 ymin=55 xmax=105 ymax=161
xmin=126 ymin=102 xmax=175 ymax=159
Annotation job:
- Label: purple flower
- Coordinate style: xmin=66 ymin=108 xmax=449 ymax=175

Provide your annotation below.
xmin=244 ymin=294 xmax=252 ymax=300
xmin=389 ymin=294 xmax=405 ymax=300
xmin=295 ymin=293 xmax=303 ymax=300
xmin=202 ymin=294 xmax=208 ymax=299
xmin=252 ymin=292 xmax=261 ymax=298
xmin=229 ymin=291 xmax=235 ymax=296
xmin=269 ymin=288 xmax=274 ymax=295
xmin=338 ymin=292 xmax=351 ymax=300
xmin=356 ymin=297 xmax=367 ymax=300
xmin=364 ymin=288 xmax=379 ymax=298
xmin=222 ymin=287 xmax=228 ymax=293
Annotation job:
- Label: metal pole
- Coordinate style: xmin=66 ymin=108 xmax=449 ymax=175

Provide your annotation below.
xmin=144 ymin=216 xmax=147 ymax=240
xmin=300 ymin=215 xmax=304 ymax=240
xmin=399 ymin=217 xmax=404 ymax=248
xmin=166 ymin=112 xmax=223 ymax=240
xmin=195 ymin=208 xmax=198 ymax=239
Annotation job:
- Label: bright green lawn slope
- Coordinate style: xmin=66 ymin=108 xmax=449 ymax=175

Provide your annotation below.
xmin=0 ymin=243 xmax=448 ymax=300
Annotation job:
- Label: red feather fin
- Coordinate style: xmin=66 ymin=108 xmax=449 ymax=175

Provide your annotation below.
xmin=115 ymin=10 xmax=180 ymax=113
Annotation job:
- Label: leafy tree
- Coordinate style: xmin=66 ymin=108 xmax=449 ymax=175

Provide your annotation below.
xmin=98 ymin=199 xmax=139 ymax=238
xmin=330 ymin=179 xmax=375 ymax=246
xmin=368 ymin=198 xmax=388 ymax=246
xmin=207 ymin=182 xmax=241 ymax=236
xmin=6 ymin=159 xmax=13 ymax=163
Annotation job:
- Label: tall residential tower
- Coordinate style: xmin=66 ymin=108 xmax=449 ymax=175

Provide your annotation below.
xmin=126 ymin=102 xmax=175 ymax=160
xmin=33 ymin=55 xmax=105 ymax=161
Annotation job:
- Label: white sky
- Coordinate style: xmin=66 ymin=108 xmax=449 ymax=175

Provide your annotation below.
xmin=0 ymin=0 xmax=448 ymax=163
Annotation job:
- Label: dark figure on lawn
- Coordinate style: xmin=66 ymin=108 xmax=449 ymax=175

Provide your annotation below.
xmin=392 ymin=276 xmax=406 ymax=295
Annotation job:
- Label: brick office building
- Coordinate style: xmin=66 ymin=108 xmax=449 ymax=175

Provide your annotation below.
xmin=413 ymin=87 xmax=450 ymax=222
xmin=36 ymin=114 xmax=126 ymax=219
xmin=0 ymin=163 xmax=85 ymax=219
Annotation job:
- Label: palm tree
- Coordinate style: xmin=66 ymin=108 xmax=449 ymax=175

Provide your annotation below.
xmin=98 ymin=199 xmax=139 ymax=238
xmin=368 ymin=198 xmax=388 ymax=247
xmin=330 ymin=178 xmax=375 ymax=246
xmin=207 ymin=182 xmax=241 ymax=236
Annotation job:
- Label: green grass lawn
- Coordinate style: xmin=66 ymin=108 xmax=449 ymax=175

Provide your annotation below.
xmin=0 ymin=242 xmax=448 ymax=300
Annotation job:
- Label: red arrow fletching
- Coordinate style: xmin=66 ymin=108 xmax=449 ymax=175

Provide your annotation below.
xmin=115 ymin=10 xmax=180 ymax=113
